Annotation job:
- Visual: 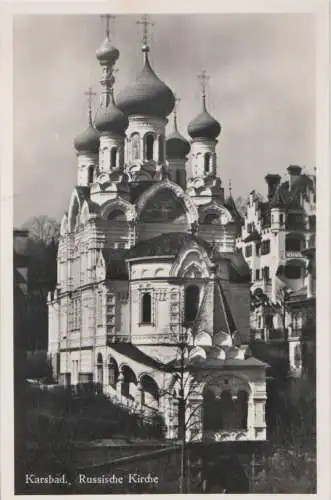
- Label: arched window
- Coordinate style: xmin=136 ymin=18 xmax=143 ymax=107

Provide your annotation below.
xmin=108 ymin=357 xmax=118 ymax=388
xmin=204 ymin=153 xmax=211 ymax=173
xmin=184 ymin=285 xmax=200 ymax=323
xmin=235 ymin=390 xmax=248 ymax=429
xmin=176 ymin=170 xmax=181 ymax=186
xmin=146 ymin=134 xmax=154 ymax=161
xmin=88 ymin=166 xmax=94 ymax=184
xmin=158 ymin=136 xmax=164 ymax=163
xmin=131 ymin=133 xmax=140 ymax=161
xmin=97 ymin=353 xmax=103 ymax=385
xmin=102 ymin=147 xmax=110 ymax=171
xmin=219 ymin=390 xmax=235 ymax=429
xmin=142 ymin=292 xmax=152 ymax=324
xmin=111 ymin=147 xmax=117 ymax=168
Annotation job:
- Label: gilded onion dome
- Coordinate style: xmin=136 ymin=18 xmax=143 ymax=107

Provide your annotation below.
xmin=188 ymin=89 xmax=221 ymax=140
xmin=96 ymin=37 xmax=120 ymax=66
xmin=116 ymin=46 xmax=175 ymax=119
xmin=166 ymin=111 xmax=190 ymax=159
xmin=95 ymin=91 xmax=129 ymax=135
xmin=74 ymin=103 xmax=100 ymax=155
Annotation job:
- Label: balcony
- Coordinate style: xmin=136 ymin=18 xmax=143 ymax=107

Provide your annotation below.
xmin=203 ymin=430 xmax=250 ymax=442
xmin=285 ymin=250 xmax=303 ymax=258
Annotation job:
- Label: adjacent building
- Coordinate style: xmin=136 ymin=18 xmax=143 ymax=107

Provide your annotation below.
xmin=236 ymin=167 xmax=316 ymax=375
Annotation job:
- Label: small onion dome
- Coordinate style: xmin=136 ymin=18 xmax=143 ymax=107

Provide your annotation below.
xmin=166 ymin=116 xmax=190 ymax=159
xmin=188 ymin=98 xmax=221 ymax=140
xmin=116 ymin=47 xmax=175 ymax=118
xmin=95 ymin=92 xmax=129 ymax=135
xmin=74 ymin=124 xmax=99 ymax=154
xmin=96 ymin=37 xmax=120 ymax=66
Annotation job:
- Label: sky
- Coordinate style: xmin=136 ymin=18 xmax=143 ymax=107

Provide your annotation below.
xmin=13 ymin=13 xmax=316 ymax=226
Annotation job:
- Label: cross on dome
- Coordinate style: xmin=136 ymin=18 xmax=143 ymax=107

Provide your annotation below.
xmin=84 ymin=87 xmax=96 ymax=125
xmin=101 ymin=14 xmax=115 ymax=39
xmin=228 ymin=179 xmax=233 ymax=197
xmin=173 ymin=95 xmax=181 ymax=129
xmin=136 ymin=14 xmax=154 ymax=51
xmin=197 ymin=69 xmax=210 ymax=108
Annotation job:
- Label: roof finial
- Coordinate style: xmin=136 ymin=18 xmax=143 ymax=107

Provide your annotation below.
xmin=84 ymin=87 xmax=96 ymax=126
xmin=173 ymin=95 xmax=181 ymax=132
xmin=228 ymin=178 xmax=232 ymax=197
xmin=101 ymin=14 xmax=115 ymax=39
xmin=137 ymin=14 xmax=154 ymax=54
xmin=197 ymin=69 xmax=210 ymax=110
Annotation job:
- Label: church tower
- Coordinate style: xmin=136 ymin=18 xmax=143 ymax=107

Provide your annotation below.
xmin=166 ymin=98 xmax=190 ymax=189
xmin=73 ymin=89 xmax=99 ymax=187
xmin=187 ymin=71 xmax=224 ymax=205
xmin=116 ymin=15 xmax=175 ymax=180
xmin=94 ymin=15 xmax=128 ymax=174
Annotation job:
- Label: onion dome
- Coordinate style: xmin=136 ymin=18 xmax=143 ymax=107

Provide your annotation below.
xmin=96 ymin=37 xmax=120 ymax=66
xmin=116 ymin=47 xmax=175 ymax=118
xmin=166 ymin=112 xmax=190 ymax=159
xmin=95 ymin=91 xmax=129 ymax=135
xmin=188 ymin=96 xmax=221 ymax=140
xmin=74 ymin=122 xmax=99 ymax=155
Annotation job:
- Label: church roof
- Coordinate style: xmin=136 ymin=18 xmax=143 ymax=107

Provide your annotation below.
xmin=116 ymin=49 xmax=175 ymax=119
xmin=193 ymin=277 xmax=249 ymax=344
xmin=188 ymin=99 xmax=221 ymax=141
xmin=125 ymin=232 xmax=212 ymax=260
xmin=95 ymin=92 xmax=129 ymax=135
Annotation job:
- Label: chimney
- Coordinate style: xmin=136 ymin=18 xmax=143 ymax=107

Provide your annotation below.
xmin=265 ymin=174 xmax=281 ymax=201
xmin=287 ymin=165 xmax=302 ymax=189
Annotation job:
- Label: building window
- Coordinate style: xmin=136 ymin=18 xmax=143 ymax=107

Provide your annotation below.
xmin=97 ymin=353 xmax=103 ymax=385
xmin=145 ymin=134 xmax=154 ymax=161
xmin=247 ymin=222 xmax=253 ymax=233
xmin=108 ymin=357 xmax=118 ymax=388
xmin=158 ymin=136 xmax=164 ymax=163
xmin=255 ymin=269 xmax=260 ymax=280
xmin=88 ymin=166 xmax=94 ymax=184
xmin=131 ymin=133 xmax=140 ymax=160
xmin=245 ymin=245 xmax=252 ymax=258
xmin=142 ymin=292 xmax=152 ymax=324
xmin=176 ymin=170 xmax=181 ymax=185
xmin=262 ymin=266 xmax=270 ymax=280
xmin=285 ymin=237 xmax=302 ymax=252
xmin=260 ymin=240 xmax=270 ymax=255
xmin=184 ymin=285 xmax=200 ymax=323
xmin=285 ymin=265 xmax=301 ymax=279
xmin=256 ymin=242 xmax=261 ymax=255
xmin=204 ymin=153 xmax=211 ymax=173
xmin=309 ymin=215 xmax=316 ymax=231
xmin=111 ymin=147 xmax=117 ymax=167
xmin=279 ymin=213 xmax=284 ymax=224
xmin=286 ymin=213 xmax=304 ymax=230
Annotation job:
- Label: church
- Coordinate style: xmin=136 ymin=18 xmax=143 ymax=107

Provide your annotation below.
xmin=47 ymin=16 xmax=267 ymax=443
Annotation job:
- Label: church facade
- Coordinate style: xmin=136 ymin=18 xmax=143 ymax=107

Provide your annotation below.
xmin=48 ymin=18 xmax=267 ymax=442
